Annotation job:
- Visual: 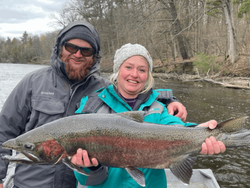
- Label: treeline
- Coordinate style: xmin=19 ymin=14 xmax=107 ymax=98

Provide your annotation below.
xmin=0 ymin=31 xmax=58 ymax=64
xmin=1 ymin=0 xmax=250 ymax=70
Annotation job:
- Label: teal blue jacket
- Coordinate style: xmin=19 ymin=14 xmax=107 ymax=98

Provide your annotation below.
xmin=74 ymin=85 xmax=197 ymax=188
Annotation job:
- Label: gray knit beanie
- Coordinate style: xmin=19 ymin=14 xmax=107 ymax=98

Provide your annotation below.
xmin=113 ymin=43 xmax=153 ymax=73
xmin=59 ymin=25 xmax=98 ymax=54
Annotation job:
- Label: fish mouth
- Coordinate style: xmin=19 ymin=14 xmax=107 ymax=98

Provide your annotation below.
xmin=1 ymin=152 xmax=40 ymax=164
xmin=2 ymin=139 xmax=41 ymax=164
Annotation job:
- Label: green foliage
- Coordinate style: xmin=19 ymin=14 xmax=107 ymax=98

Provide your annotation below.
xmin=11 ymin=46 xmax=20 ymax=63
xmin=206 ymin=0 xmax=223 ymax=17
xmin=207 ymin=0 xmax=222 ymax=7
xmin=21 ymin=31 xmax=29 ymax=45
xmin=233 ymin=0 xmax=250 ymax=18
xmin=206 ymin=9 xmax=221 ymax=17
xmin=193 ymin=53 xmax=220 ymax=75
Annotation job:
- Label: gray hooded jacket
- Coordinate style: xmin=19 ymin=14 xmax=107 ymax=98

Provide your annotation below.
xmin=0 ymin=21 xmax=109 ymax=188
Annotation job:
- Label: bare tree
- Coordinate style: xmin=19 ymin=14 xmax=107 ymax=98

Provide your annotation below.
xmin=221 ymin=0 xmax=238 ymax=64
xmin=158 ymin=0 xmax=193 ymax=60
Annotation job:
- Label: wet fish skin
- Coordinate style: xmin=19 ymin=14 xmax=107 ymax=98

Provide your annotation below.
xmin=1 ymin=112 xmax=249 ymax=186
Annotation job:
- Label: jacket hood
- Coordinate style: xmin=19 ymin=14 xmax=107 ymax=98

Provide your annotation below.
xmin=50 ymin=21 xmax=101 ymax=79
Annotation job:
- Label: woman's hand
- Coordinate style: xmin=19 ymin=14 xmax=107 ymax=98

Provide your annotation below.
xmin=167 ymin=102 xmax=187 ymax=122
xmin=198 ymin=120 xmax=226 ymax=155
xmin=71 ymin=148 xmax=99 ymax=167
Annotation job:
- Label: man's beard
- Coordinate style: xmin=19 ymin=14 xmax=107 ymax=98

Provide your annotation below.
xmin=65 ymin=58 xmax=94 ymax=81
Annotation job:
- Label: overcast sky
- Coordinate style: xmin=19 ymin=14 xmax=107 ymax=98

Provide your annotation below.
xmin=0 ymin=0 xmax=68 ymax=40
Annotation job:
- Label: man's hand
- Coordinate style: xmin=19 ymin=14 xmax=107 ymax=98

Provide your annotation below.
xmin=71 ymin=148 xmax=98 ymax=167
xmin=198 ymin=120 xmax=226 ymax=155
xmin=167 ymin=102 xmax=187 ymax=122
xmin=0 ymin=183 xmax=3 ymax=188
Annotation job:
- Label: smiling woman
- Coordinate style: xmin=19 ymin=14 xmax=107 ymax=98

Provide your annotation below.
xmin=116 ymin=56 xmax=149 ymax=99
xmin=70 ymin=43 xmax=226 ymax=188
xmin=110 ymin=43 xmax=155 ymax=98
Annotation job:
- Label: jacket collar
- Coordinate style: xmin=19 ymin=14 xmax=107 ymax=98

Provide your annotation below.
xmin=98 ymin=85 xmax=159 ymax=112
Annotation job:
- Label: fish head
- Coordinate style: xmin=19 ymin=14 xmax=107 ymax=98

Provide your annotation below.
xmin=2 ymin=127 xmax=66 ymax=165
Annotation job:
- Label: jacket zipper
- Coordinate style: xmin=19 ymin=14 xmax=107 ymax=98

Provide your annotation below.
xmin=65 ymin=75 xmax=93 ymax=116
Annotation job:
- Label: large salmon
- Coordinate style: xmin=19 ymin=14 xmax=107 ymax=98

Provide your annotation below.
xmin=1 ymin=112 xmax=249 ymax=187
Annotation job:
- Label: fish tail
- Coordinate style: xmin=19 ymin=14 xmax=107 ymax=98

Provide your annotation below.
xmin=223 ymin=130 xmax=250 ymax=148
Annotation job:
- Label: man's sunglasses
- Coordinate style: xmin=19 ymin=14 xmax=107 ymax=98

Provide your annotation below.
xmin=64 ymin=42 xmax=95 ymax=57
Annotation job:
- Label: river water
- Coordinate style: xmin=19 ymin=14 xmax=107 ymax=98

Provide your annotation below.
xmin=155 ymin=76 xmax=250 ymax=188
xmin=0 ymin=63 xmax=250 ymax=187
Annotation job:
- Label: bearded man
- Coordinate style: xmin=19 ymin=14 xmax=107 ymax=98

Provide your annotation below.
xmin=0 ymin=21 xmax=110 ymax=188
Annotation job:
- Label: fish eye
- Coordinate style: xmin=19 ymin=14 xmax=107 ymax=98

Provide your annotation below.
xmin=23 ymin=143 xmax=35 ymax=150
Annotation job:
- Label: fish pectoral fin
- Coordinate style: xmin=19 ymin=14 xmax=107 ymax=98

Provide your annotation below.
xmin=169 ymin=155 xmax=197 ymax=184
xmin=62 ymin=157 xmax=89 ymax=176
xmin=125 ymin=167 xmax=145 ymax=187
xmin=117 ymin=111 xmax=145 ymax=123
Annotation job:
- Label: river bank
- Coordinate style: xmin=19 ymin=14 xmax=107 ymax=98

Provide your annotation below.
xmin=101 ymin=55 xmax=250 ymax=90
xmin=152 ymin=73 xmax=250 ymax=90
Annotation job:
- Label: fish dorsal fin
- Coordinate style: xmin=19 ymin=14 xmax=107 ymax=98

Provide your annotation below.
xmin=217 ymin=116 xmax=248 ymax=133
xmin=125 ymin=167 xmax=145 ymax=187
xmin=117 ymin=111 xmax=145 ymax=123
xmin=169 ymin=155 xmax=197 ymax=184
